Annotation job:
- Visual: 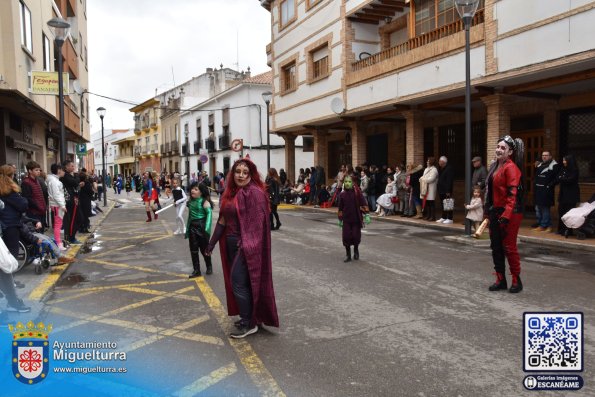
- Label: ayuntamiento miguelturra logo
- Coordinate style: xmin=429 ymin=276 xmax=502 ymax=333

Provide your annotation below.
xmin=9 ymin=321 xmax=52 ymax=385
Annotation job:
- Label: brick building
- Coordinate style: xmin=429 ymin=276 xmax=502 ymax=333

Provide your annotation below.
xmin=0 ymin=0 xmax=90 ymax=176
xmin=261 ymin=0 xmax=595 ymax=206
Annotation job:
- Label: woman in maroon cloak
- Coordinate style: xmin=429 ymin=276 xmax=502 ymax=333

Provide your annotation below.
xmin=338 ymin=175 xmax=369 ymax=262
xmin=206 ymin=158 xmax=279 ymax=338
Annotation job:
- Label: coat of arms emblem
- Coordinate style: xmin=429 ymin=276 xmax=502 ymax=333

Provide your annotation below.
xmin=9 ymin=321 xmax=52 ymax=385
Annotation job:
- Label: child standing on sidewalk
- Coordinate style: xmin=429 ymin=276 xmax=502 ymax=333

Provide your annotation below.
xmin=172 ymin=178 xmax=187 ymax=235
xmin=466 ymin=186 xmax=484 ymax=232
xmin=185 ymin=182 xmax=213 ymax=277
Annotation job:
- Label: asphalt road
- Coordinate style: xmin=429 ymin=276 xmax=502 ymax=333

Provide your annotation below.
xmin=14 ymin=197 xmax=594 ymax=396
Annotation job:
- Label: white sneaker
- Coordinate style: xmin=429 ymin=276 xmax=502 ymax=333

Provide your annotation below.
xmin=442 ymin=219 xmax=454 ymax=224
xmin=173 ymin=230 xmax=180 ymax=235
xmin=436 ymin=218 xmax=446 ymax=223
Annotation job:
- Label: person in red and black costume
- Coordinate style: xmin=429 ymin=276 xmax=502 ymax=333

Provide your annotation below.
xmin=485 ymin=135 xmax=525 ymax=293
xmin=20 ymin=161 xmax=47 ymax=229
xmin=61 ymin=160 xmax=84 ymax=244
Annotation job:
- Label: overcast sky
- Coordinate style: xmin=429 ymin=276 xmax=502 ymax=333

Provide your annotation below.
xmin=87 ymin=0 xmax=271 ymax=134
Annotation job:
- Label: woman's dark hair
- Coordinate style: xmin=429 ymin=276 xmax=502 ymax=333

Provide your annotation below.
xmin=189 ymin=182 xmax=213 ymax=208
xmin=50 ymin=163 xmax=62 ymax=175
xmin=268 ymin=168 xmax=280 ymax=184
xmin=427 ymin=157 xmax=436 ymax=167
xmin=563 ymin=154 xmax=578 ymax=172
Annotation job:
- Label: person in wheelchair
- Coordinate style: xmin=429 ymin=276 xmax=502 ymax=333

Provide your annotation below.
xmin=20 ymin=217 xmax=74 ymax=269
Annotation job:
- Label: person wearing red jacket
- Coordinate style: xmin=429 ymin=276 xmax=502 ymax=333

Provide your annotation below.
xmin=485 ymin=135 xmax=524 ymax=293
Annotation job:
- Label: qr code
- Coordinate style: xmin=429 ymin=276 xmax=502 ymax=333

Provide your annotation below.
xmin=524 ymin=313 xmax=583 ymax=372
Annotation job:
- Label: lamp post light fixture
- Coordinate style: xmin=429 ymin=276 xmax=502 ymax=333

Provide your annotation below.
xmin=261 ymin=91 xmax=272 ymax=171
xmin=455 ymin=0 xmax=480 ymax=236
xmin=97 ymin=107 xmax=108 ymax=207
xmin=47 ymin=17 xmax=71 ymax=162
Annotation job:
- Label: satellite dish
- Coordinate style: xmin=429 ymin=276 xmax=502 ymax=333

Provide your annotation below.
xmin=330 ymin=97 xmax=345 ymax=115
xmin=72 ymin=79 xmax=82 ymax=95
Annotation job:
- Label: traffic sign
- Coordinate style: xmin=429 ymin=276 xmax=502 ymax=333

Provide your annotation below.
xmin=76 ymin=143 xmax=87 ymax=155
xmin=231 ymin=139 xmax=243 ymax=152
xmin=199 ymin=154 xmax=209 ymax=164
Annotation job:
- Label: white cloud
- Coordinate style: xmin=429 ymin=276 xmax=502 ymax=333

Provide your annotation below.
xmin=87 ymin=0 xmax=271 ymax=134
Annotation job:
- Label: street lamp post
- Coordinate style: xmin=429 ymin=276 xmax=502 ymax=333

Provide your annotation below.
xmin=262 ymin=91 xmax=272 ymax=171
xmin=97 ymin=107 xmax=108 ymax=207
xmin=184 ymin=126 xmax=190 ymax=178
xmin=455 ymin=0 xmax=480 ymax=236
xmin=47 ymin=17 xmax=71 ymax=163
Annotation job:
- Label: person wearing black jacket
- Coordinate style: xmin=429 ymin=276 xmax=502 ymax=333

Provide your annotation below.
xmin=367 ymin=165 xmax=378 ymax=212
xmin=314 ymin=165 xmax=326 ymax=206
xmin=0 ymin=164 xmax=33 ymax=313
xmin=20 ymin=161 xmax=47 ymax=229
xmin=78 ymin=169 xmax=95 ymax=233
xmin=266 ymin=168 xmax=282 ymax=230
xmin=533 ymin=151 xmax=559 ymax=232
xmin=408 ymin=164 xmax=424 ymax=218
xmin=437 ymin=156 xmax=455 ymax=224
xmin=555 ymin=154 xmax=580 ymax=236
xmin=61 ymin=160 xmax=84 ymax=244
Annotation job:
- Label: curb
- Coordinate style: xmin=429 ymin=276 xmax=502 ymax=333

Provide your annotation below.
xmin=282 ymin=204 xmax=595 ymax=253
xmin=28 ymin=203 xmax=116 ymax=301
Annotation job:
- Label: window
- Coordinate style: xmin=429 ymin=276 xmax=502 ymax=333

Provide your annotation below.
xmin=306 ymin=0 xmax=322 ymax=10
xmin=561 ymin=108 xmax=595 ymax=182
xmin=280 ymin=0 xmax=295 ymax=27
xmin=196 ymin=119 xmax=202 ymax=143
xmin=281 ymin=60 xmax=297 ymax=94
xmin=310 ymin=45 xmax=329 ymax=81
xmin=19 ymin=1 xmax=32 ymax=53
xmin=43 ymin=34 xmax=51 ymax=71
xmin=415 ymin=0 xmax=484 ymax=36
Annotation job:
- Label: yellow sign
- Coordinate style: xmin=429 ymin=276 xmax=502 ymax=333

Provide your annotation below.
xmin=30 ymin=71 xmax=69 ymax=95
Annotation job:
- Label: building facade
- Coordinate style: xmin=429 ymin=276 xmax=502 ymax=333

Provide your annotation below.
xmin=180 ymin=71 xmax=313 ymax=179
xmin=91 ymin=128 xmax=134 ymax=179
xmin=0 ymin=0 xmax=90 ymax=177
xmin=261 ymin=0 xmax=595 ymax=205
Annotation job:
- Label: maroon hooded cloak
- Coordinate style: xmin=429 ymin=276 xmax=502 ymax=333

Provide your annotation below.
xmin=218 ymin=181 xmax=279 ymax=328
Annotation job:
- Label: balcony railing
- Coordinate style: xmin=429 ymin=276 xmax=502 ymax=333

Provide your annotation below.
xmin=218 ymin=135 xmax=230 ymax=150
xmin=149 ymin=143 xmax=158 ymax=153
xmin=182 ymin=143 xmax=189 ymax=156
xmin=193 ymin=141 xmax=201 ymax=153
xmin=171 ymin=140 xmax=179 ymax=153
xmin=205 ymin=139 xmax=215 ymax=153
xmin=351 ymin=9 xmax=484 ymax=72
xmin=134 ymin=146 xmax=142 ymax=156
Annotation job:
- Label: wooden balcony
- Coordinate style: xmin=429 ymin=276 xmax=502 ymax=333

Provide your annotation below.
xmin=351 ymin=10 xmax=484 ymax=72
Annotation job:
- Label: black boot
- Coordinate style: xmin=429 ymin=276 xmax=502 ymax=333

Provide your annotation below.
xmin=343 ymin=246 xmax=352 ymax=263
xmin=205 ymin=255 xmax=213 ymax=275
xmin=353 ymin=245 xmax=359 ymax=260
xmin=189 ymin=251 xmax=201 ymax=278
xmin=509 ymin=274 xmax=523 ymax=293
xmin=488 ymin=272 xmax=508 ymax=291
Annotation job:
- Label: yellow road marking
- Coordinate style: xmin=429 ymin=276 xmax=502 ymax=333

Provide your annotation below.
xmin=194 ymin=277 xmax=286 ymax=397
xmin=173 ymin=362 xmax=238 ymax=397
xmin=28 ymin=203 xmax=116 ymax=301
xmin=86 ymin=258 xmax=187 ymax=278
xmin=53 ymin=279 xmax=188 ymax=294
xmin=50 ymin=306 xmax=224 ymax=346
xmin=46 ymin=290 xmax=97 ymax=304
xmin=118 ymin=286 xmax=201 ymax=302
xmin=99 ymin=286 xmax=195 ymax=316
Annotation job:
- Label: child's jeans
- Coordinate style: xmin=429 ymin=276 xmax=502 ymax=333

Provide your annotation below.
xmin=51 ymin=206 xmax=63 ymax=246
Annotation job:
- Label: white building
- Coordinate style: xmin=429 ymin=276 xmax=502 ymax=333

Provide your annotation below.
xmin=90 ymin=128 xmax=134 ymax=178
xmin=180 ymin=71 xmax=313 ymax=180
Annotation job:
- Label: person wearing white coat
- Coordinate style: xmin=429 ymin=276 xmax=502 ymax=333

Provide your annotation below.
xmin=46 ymin=163 xmax=67 ymax=250
xmin=376 ymin=175 xmax=397 ymax=216
xmin=419 ymin=157 xmax=439 ymax=221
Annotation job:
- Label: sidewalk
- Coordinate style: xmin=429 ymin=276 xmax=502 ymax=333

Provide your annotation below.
xmin=281 ymin=203 xmax=595 ymax=253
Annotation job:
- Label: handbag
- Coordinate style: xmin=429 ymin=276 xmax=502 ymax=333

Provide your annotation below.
xmin=443 ymin=197 xmax=455 ymax=211
xmin=391 ymin=196 xmax=399 ymax=204
xmin=0 ymin=237 xmax=18 ymax=274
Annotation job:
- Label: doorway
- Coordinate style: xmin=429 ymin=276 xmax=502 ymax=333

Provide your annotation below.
xmin=366 ymin=133 xmax=388 ymax=167
xmin=512 ymin=130 xmax=544 ymax=209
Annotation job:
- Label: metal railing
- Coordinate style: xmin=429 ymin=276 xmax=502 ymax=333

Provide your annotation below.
xmin=171 ymin=140 xmax=179 ymax=153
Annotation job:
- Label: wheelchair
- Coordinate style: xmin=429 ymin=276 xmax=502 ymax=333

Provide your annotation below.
xmin=15 ymin=238 xmax=61 ymax=275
